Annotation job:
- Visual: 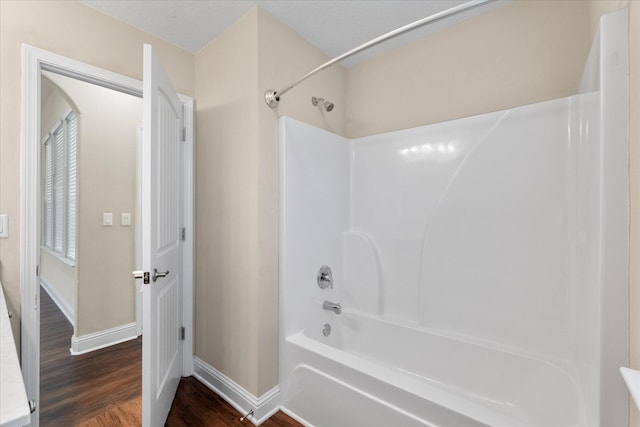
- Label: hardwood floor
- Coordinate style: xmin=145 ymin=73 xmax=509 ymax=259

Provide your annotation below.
xmin=167 ymin=377 xmax=300 ymax=427
xmin=40 ymin=287 xmax=142 ymax=426
xmin=39 ymin=287 xmax=302 ymax=426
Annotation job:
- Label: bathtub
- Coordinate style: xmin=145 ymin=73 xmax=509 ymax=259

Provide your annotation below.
xmin=279 ymin=311 xmax=585 ymax=427
xmin=279 ymin=11 xmax=629 ymax=423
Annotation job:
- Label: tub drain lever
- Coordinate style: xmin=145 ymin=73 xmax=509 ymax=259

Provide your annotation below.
xmin=240 ymin=409 xmax=254 ymax=422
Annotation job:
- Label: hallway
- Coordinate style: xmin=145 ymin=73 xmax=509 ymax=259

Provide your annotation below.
xmin=39 ymin=287 xmax=300 ymax=426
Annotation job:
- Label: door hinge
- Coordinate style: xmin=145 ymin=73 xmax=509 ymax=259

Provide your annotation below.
xmin=36 ymin=265 xmax=39 ymax=276
xmin=181 ymin=227 xmax=186 ymax=241
xmin=29 ymin=400 xmax=37 ymax=413
xmin=180 ymin=326 xmax=185 ymax=341
xmin=181 ymin=103 xmax=186 ymax=142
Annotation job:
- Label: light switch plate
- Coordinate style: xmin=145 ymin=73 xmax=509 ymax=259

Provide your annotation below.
xmin=121 ymin=213 xmax=131 ymax=226
xmin=103 ymin=212 xmax=113 ymax=226
xmin=0 ymin=214 xmax=7 ymax=238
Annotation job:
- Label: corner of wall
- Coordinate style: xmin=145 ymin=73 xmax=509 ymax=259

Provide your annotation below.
xmin=193 ymin=5 xmax=261 ymax=397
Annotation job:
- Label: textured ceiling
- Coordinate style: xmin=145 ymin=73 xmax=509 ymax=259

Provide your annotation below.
xmin=81 ymin=0 xmax=505 ymax=66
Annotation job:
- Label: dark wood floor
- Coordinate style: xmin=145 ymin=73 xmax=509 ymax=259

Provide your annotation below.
xmin=40 ymin=287 xmax=301 ymax=426
xmin=40 ymin=287 xmax=141 ymax=426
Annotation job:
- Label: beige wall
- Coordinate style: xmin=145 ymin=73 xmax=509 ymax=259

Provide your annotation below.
xmin=39 ymin=72 xmax=140 ymax=337
xmin=41 ymin=77 xmax=75 ymax=140
xmin=257 ymin=8 xmax=346 ymax=137
xmin=345 ymin=1 xmax=591 ymax=138
xmin=194 ymin=8 xmax=261 ymax=395
xmin=44 ymin=72 xmax=141 ymax=336
xmin=631 ymin=3 xmax=640 ymax=425
xmin=194 ymin=6 xmax=346 ymax=396
xmin=0 ymin=0 xmax=194 ymax=351
xmin=39 ymin=251 xmax=76 ymax=316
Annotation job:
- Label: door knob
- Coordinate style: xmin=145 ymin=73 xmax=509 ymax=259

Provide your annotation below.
xmin=152 ymin=268 xmax=170 ymax=282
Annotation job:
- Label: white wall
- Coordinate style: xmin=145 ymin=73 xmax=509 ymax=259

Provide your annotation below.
xmin=279 ymin=117 xmax=349 ymax=340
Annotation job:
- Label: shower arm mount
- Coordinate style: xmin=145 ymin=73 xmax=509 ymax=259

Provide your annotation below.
xmin=264 ymin=0 xmax=493 ymax=108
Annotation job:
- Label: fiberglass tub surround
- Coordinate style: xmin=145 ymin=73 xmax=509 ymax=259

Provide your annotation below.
xmin=279 ymin=9 xmax=628 ymax=427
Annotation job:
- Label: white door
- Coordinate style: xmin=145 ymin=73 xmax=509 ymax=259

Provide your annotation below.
xmin=141 ymin=44 xmax=184 ymax=427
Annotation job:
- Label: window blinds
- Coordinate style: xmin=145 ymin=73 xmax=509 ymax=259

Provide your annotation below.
xmin=42 ymin=110 xmax=77 ymax=263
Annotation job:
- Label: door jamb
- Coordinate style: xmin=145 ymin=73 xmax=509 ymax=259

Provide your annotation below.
xmin=20 ymin=44 xmax=194 ymax=426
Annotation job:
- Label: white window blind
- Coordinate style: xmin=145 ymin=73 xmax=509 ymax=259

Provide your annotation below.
xmin=42 ymin=110 xmax=77 ymax=264
xmin=43 ymin=138 xmax=53 ymax=248
xmin=53 ymin=126 xmax=65 ymax=253
xmin=66 ymin=112 xmax=77 ymax=261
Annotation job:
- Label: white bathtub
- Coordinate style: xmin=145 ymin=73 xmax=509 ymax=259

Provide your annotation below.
xmin=280 ymin=311 xmax=585 ymax=427
xmin=279 ymin=15 xmax=629 ymax=422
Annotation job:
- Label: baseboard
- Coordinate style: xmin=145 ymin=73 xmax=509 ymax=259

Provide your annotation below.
xmin=280 ymin=406 xmax=311 ymax=427
xmin=40 ymin=279 xmax=74 ymax=324
xmin=193 ymin=357 xmax=280 ymax=426
xmin=70 ymin=322 xmax=137 ymax=355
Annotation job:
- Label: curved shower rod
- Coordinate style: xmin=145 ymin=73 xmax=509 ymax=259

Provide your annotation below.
xmin=264 ymin=0 xmax=493 ymax=108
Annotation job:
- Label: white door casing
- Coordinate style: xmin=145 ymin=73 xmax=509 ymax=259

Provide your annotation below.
xmin=20 ymin=44 xmax=194 ymax=427
xmin=141 ymin=44 xmax=184 ymax=427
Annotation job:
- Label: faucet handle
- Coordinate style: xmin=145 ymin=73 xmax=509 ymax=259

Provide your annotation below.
xmin=317 ymin=265 xmax=333 ymax=289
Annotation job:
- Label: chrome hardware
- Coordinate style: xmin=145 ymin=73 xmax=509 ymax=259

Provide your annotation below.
xmin=317 ymin=265 xmax=333 ymax=289
xmin=132 ymin=270 xmax=150 ymax=284
xmin=264 ymin=90 xmax=279 ymax=108
xmin=152 ymin=268 xmax=170 ymax=282
xmin=240 ymin=409 xmax=254 ymax=422
xmin=312 ymin=96 xmax=334 ymax=112
xmin=323 ymin=300 xmax=341 ymax=314
xmin=323 ymin=323 xmax=331 ymax=337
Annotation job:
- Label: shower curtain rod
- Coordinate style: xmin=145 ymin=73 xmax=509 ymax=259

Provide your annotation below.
xmin=264 ymin=0 xmax=493 ymax=108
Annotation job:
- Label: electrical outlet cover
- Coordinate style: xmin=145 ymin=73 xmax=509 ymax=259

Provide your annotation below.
xmin=103 ymin=212 xmax=113 ymax=226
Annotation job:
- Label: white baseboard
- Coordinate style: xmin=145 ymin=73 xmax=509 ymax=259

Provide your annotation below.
xmin=280 ymin=406 xmax=312 ymax=427
xmin=193 ymin=357 xmax=280 ymax=426
xmin=70 ymin=322 xmax=137 ymax=355
xmin=40 ymin=279 xmax=74 ymax=324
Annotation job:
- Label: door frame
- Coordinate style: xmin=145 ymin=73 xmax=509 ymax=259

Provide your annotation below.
xmin=20 ymin=44 xmax=194 ymax=426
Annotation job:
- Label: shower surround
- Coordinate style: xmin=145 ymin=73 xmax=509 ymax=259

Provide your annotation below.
xmin=278 ymin=9 xmax=628 ymax=427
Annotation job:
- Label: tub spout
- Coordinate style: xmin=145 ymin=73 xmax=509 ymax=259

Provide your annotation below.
xmin=323 ymin=301 xmax=342 ymax=314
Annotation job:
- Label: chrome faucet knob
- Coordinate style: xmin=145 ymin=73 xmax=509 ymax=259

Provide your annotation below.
xmin=317 ymin=265 xmax=333 ymax=289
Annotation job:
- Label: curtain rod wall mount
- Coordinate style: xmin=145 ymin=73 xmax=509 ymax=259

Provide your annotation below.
xmin=265 ymin=90 xmax=280 ymax=108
